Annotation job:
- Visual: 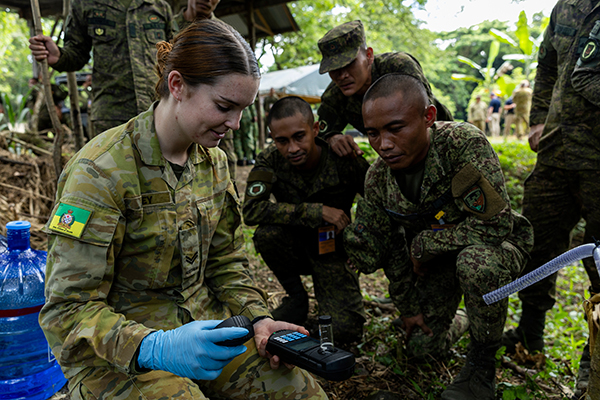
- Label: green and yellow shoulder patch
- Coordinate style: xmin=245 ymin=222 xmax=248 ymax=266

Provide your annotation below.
xmin=49 ymin=203 xmax=92 ymax=238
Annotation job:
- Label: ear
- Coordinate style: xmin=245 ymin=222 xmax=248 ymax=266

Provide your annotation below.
xmin=167 ymin=70 xmax=184 ymax=101
xmin=312 ymin=120 xmax=320 ymax=137
xmin=365 ymin=47 xmax=375 ymax=66
xmin=424 ymin=105 xmax=437 ymax=128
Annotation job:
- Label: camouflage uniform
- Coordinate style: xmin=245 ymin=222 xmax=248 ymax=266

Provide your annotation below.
xmin=318 ymin=52 xmax=453 ymax=140
xmin=512 ymin=86 xmax=532 ymax=139
xmin=344 ymin=121 xmax=533 ymax=359
xmin=51 ymin=0 xmax=175 ymax=134
xmin=518 ymin=0 xmax=600 ymax=317
xmin=233 ymin=106 xmax=257 ymax=161
xmin=41 ymin=104 xmax=327 ymax=399
xmin=243 ymin=139 xmax=369 ymax=343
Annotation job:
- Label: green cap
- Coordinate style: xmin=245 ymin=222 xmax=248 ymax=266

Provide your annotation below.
xmin=318 ymin=20 xmax=365 ymax=74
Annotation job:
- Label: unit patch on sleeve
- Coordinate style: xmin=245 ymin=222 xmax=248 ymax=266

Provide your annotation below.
xmin=48 ymin=203 xmax=92 ymax=238
xmin=247 ymin=181 xmax=267 ymax=197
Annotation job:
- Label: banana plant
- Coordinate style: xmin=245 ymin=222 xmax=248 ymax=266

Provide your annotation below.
xmin=490 ymin=11 xmax=549 ymax=78
xmin=451 ymin=39 xmax=500 ymax=94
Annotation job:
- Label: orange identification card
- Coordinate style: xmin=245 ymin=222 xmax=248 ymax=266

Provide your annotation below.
xmin=318 ymin=225 xmax=336 ymax=255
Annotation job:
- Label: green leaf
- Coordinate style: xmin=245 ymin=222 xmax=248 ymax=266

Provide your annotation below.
xmin=490 ymin=28 xmax=518 ymax=47
xmin=515 ymin=11 xmax=533 ymax=56
xmin=451 ymin=73 xmax=483 ymax=83
xmin=457 ymin=55 xmax=482 ymax=71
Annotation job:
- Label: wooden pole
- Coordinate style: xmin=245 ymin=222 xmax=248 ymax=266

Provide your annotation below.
xmin=62 ymin=0 xmax=85 ymax=150
xmin=30 ymin=0 xmax=65 ymax=180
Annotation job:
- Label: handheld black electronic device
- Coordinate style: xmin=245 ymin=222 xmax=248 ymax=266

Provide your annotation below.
xmin=213 ymin=315 xmax=255 ymax=346
xmin=265 ymin=329 xmax=355 ymax=381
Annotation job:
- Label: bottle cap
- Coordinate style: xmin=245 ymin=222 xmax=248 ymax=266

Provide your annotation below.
xmin=318 ymin=315 xmax=332 ymax=324
xmin=6 ymin=221 xmax=31 ymax=251
xmin=7 ymin=221 xmax=31 ymax=231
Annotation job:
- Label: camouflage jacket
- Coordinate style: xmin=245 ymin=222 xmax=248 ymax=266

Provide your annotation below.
xmin=317 ymin=52 xmax=453 ymax=140
xmin=344 ymin=122 xmax=533 ymax=318
xmin=530 ymin=0 xmax=600 ymax=169
xmin=467 ymin=101 xmax=488 ymax=122
xmin=243 ymin=138 xmax=370 ymax=228
xmin=52 ymin=0 xmax=175 ymax=123
xmin=41 ymin=105 xmax=269 ymax=379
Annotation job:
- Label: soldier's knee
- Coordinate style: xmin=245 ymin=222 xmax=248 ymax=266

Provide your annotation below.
xmin=252 ymin=225 xmax=287 ymax=252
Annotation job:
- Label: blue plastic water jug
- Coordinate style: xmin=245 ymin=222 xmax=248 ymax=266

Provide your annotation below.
xmin=0 ymin=221 xmax=67 ymax=399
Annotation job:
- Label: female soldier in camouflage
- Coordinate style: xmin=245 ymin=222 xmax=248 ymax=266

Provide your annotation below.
xmin=41 ymin=20 xmax=327 ymax=400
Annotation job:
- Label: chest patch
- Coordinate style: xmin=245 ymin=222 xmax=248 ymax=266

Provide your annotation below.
xmin=463 ymin=185 xmax=485 ymax=213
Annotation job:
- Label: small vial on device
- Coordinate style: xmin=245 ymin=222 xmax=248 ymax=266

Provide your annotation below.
xmin=318 ymin=315 xmax=334 ymax=352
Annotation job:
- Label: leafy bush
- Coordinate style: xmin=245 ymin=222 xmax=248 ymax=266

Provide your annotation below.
xmin=491 ymin=140 xmax=537 ymax=213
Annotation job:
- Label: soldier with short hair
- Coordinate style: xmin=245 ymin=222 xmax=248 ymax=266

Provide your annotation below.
xmin=243 ymin=96 xmax=368 ymax=344
xmin=345 ymin=73 xmax=533 ymax=399
xmin=316 ymin=20 xmax=453 ymax=159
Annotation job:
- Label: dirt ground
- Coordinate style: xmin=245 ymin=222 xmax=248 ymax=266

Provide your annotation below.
xmin=0 ymin=147 xmax=577 ymax=400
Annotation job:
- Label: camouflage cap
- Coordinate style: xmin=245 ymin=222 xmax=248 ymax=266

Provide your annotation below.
xmin=318 ymin=20 xmax=365 ymax=74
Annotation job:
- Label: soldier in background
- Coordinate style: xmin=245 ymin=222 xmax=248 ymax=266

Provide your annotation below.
xmin=243 ymin=96 xmax=368 ymax=344
xmin=503 ymin=96 xmax=516 ymax=137
xmin=467 ymin=95 xmax=487 ymax=133
xmin=316 ymin=20 xmax=453 ymax=159
xmin=501 ymin=4 xmax=600 ymax=398
xmin=233 ymin=106 xmax=257 ymax=166
xmin=28 ymin=0 xmax=176 ymax=134
xmin=512 ymin=80 xmax=533 ymax=140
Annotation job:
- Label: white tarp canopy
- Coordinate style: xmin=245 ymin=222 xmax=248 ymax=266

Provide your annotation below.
xmin=259 ymin=64 xmax=332 ymax=102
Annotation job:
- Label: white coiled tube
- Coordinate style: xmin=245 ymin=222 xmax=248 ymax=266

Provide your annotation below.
xmin=483 ymin=243 xmax=600 ymax=305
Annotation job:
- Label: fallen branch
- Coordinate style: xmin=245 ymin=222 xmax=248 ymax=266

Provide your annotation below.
xmin=501 ymin=358 xmax=574 ymax=397
xmin=0 ymin=182 xmax=53 ymax=202
xmin=0 ymin=156 xmax=35 ymax=167
xmin=0 ymin=131 xmax=53 ymax=156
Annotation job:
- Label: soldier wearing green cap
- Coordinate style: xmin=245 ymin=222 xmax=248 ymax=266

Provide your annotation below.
xmin=317 ymin=20 xmax=453 ymax=158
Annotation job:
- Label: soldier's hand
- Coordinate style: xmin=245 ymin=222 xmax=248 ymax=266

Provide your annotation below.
xmin=254 ymin=318 xmax=308 ymax=370
xmin=322 ymin=206 xmax=350 ymax=233
xmin=402 ymin=314 xmax=433 ymax=341
xmin=328 ymin=134 xmax=364 ymax=158
xmin=528 ymin=124 xmax=545 ymax=153
xmin=28 ymin=35 xmax=60 ymax=65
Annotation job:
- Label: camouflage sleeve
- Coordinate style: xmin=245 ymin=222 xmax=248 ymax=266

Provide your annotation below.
xmin=242 ymin=152 xmax=323 ymax=228
xmin=317 ymin=83 xmax=350 ymax=141
xmin=204 ymin=181 xmax=271 ymax=320
xmin=411 ymin=130 xmax=513 ymax=263
xmin=344 ymin=167 xmax=421 ymax=318
xmin=530 ymin=16 xmax=558 ymax=126
xmin=40 ymin=160 xmax=153 ymax=377
xmin=571 ymin=23 xmax=600 ymax=107
xmin=52 ymin=0 xmax=93 ymax=73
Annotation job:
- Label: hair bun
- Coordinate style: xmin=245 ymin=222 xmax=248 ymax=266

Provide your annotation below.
xmin=155 ymin=41 xmax=173 ymax=76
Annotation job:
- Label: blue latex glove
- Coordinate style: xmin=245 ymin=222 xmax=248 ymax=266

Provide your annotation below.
xmin=137 ymin=320 xmax=249 ymax=380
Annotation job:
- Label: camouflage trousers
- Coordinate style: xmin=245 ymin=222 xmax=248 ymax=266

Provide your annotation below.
xmin=233 ymin=122 xmax=256 ymax=161
xmin=519 ymin=164 xmax=600 ymax=311
xmin=218 ymin=132 xmax=237 ymax=180
xmin=514 ymin=112 xmax=530 ymax=139
xmin=253 ymin=225 xmax=366 ymax=344
xmin=69 ymin=337 xmax=327 ymax=400
xmin=394 ymin=242 xmax=525 ymax=359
